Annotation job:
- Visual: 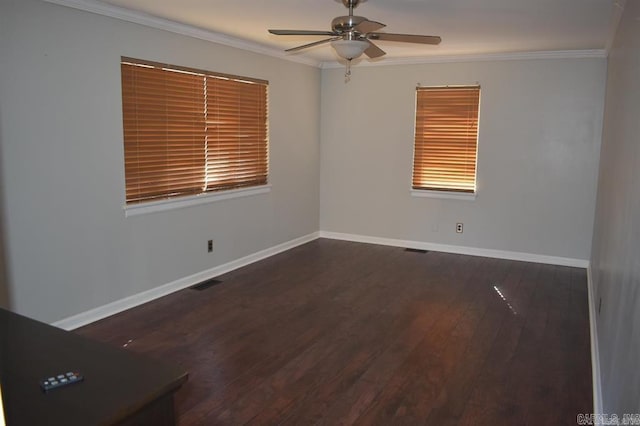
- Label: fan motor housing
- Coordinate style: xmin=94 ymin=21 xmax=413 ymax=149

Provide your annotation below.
xmin=332 ymin=15 xmax=367 ymax=33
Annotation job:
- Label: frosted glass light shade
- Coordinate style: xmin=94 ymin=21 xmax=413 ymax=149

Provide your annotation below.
xmin=331 ymin=39 xmax=369 ymax=60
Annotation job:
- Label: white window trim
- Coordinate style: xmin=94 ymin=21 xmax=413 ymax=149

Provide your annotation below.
xmin=411 ymin=84 xmax=481 ymax=200
xmin=411 ymin=189 xmax=477 ymax=201
xmin=124 ymin=184 xmax=272 ymax=217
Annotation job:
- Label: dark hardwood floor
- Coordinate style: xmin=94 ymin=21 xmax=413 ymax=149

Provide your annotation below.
xmin=76 ymin=239 xmax=593 ymax=425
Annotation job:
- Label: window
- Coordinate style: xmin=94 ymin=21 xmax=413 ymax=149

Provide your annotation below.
xmin=412 ymin=85 xmax=480 ymax=194
xmin=121 ymin=57 xmax=268 ymax=205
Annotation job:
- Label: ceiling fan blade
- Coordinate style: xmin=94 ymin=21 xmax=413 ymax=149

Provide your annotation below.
xmin=354 ymin=19 xmax=386 ymax=34
xmin=364 ymin=40 xmax=386 ymax=58
xmin=368 ymin=33 xmax=442 ymax=45
xmin=269 ymin=29 xmax=337 ymax=36
xmin=285 ymin=37 xmax=342 ymax=53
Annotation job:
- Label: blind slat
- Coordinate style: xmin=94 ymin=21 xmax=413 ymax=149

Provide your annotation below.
xmin=412 ymin=86 xmax=480 ymax=193
xmin=122 ymin=58 xmax=268 ymax=204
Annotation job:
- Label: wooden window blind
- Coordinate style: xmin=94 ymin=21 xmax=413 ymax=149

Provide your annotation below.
xmin=412 ymin=86 xmax=480 ymax=193
xmin=121 ymin=57 xmax=268 ymax=204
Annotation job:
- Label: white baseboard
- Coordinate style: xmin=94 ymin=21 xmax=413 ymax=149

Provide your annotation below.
xmin=319 ymin=231 xmax=589 ymax=268
xmin=53 ymin=232 xmax=320 ymax=330
xmin=587 ymin=265 xmax=603 ymax=414
xmin=55 ymin=228 xmax=600 ymax=410
xmin=54 ymin=230 xmax=590 ymax=331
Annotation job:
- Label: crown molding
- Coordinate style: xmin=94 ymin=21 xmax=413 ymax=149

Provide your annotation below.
xmin=320 ymin=49 xmax=608 ymax=68
xmin=605 ymin=0 xmax=626 ymax=52
xmin=41 ymin=0 xmax=321 ymax=67
xmin=41 ymin=0 xmax=608 ymax=70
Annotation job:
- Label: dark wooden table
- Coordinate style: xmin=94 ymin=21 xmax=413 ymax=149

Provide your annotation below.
xmin=0 ymin=308 xmax=188 ymax=425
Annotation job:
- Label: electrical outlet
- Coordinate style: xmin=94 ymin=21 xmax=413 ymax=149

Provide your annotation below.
xmin=456 ymin=223 xmax=463 ymax=233
xmin=207 ymin=240 xmax=213 ymax=253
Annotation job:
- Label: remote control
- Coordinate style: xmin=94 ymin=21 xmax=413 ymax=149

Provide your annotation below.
xmin=40 ymin=371 xmax=84 ymax=391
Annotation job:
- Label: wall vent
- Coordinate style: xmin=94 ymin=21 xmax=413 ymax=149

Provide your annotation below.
xmin=190 ymin=279 xmax=223 ymax=291
xmin=405 ymin=248 xmax=429 ymax=254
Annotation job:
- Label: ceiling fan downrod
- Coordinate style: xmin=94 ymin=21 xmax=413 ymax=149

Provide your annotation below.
xmin=342 ymin=0 xmax=361 ymax=16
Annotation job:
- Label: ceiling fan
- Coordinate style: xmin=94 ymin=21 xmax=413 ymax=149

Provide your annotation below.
xmin=268 ymin=0 xmax=441 ymax=62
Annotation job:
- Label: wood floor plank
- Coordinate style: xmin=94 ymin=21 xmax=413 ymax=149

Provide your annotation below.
xmin=76 ymin=239 xmax=593 ymax=425
xmin=422 ymin=260 xmax=534 ymax=426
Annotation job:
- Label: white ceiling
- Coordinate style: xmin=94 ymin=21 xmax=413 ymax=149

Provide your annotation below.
xmin=80 ymin=0 xmax=615 ymax=65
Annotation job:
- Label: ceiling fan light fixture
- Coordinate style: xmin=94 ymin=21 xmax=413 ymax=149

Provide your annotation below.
xmin=331 ymin=39 xmax=369 ymax=60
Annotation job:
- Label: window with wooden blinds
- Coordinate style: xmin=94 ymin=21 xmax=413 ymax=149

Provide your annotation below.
xmin=121 ymin=57 xmax=268 ymax=205
xmin=412 ymin=86 xmax=480 ymax=193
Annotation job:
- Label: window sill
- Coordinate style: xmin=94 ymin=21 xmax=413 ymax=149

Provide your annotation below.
xmin=124 ymin=184 xmax=272 ymax=217
xmin=411 ymin=189 xmax=477 ymax=201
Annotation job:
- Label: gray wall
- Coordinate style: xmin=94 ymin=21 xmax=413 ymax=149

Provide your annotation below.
xmin=0 ymin=104 xmax=9 ymax=309
xmin=319 ymin=58 xmax=606 ymax=260
xmin=591 ymin=0 xmax=640 ymax=415
xmin=0 ymin=0 xmax=614 ymax=334
xmin=0 ymin=0 xmax=321 ymax=323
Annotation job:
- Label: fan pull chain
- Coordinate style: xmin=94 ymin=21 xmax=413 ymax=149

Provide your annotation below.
xmin=345 ymin=59 xmax=352 ymax=83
